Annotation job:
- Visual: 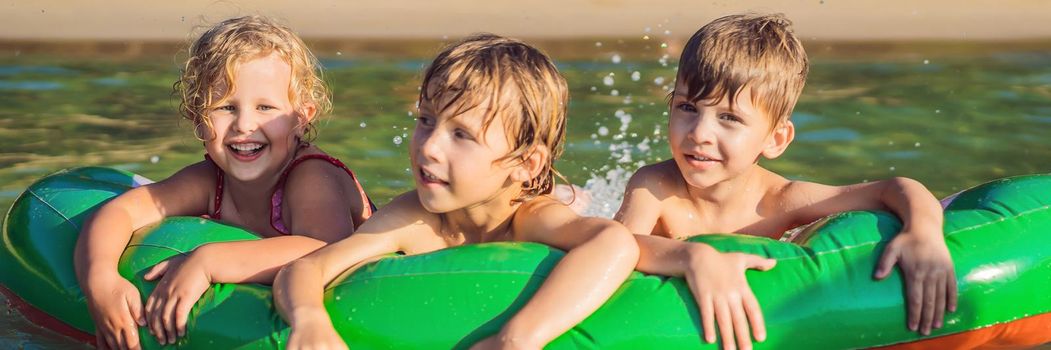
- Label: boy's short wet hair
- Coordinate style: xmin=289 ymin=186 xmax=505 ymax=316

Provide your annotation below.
xmin=677 ymin=13 xmax=808 ymax=126
xmin=420 ymin=34 xmax=569 ymax=201
xmin=176 ymin=15 xmax=331 ymax=141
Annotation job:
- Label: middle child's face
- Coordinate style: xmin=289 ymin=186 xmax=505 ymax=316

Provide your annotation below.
xmin=410 ymin=94 xmax=520 ymax=213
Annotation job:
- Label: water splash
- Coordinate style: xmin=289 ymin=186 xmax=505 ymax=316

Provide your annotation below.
xmin=393 ymin=136 xmax=403 ymax=145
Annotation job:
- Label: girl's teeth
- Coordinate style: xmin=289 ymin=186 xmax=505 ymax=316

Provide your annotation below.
xmin=231 ymin=143 xmax=263 ymax=152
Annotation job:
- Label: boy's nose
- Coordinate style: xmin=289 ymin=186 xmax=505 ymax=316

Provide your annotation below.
xmin=688 ymin=117 xmax=716 ymax=144
xmin=415 ymin=131 xmax=445 ymax=163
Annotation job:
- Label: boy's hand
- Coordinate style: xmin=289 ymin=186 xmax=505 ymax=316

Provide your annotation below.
xmin=287 ymin=309 xmax=348 ymax=350
xmin=84 ymin=272 xmax=146 ymax=350
xmin=143 ymin=254 xmax=211 ymax=345
xmin=874 ymin=229 xmax=957 ymax=335
xmin=685 ymin=244 xmax=775 ymax=350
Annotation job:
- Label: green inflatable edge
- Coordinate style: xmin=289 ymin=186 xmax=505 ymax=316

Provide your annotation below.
xmin=1 ymin=166 xmax=1049 ymax=349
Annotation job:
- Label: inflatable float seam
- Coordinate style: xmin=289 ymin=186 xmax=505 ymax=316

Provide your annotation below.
xmin=26 ymin=188 xmax=81 ymax=232
xmin=331 ymin=270 xmax=553 ymax=288
xmin=125 ymin=243 xmax=188 ymax=255
xmin=800 ymin=204 xmax=1050 ymax=265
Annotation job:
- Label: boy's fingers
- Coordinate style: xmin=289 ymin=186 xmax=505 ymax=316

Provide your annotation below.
xmin=730 ymin=301 xmax=752 ymax=350
xmin=715 ymin=300 xmax=736 ymax=350
xmin=947 ymin=270 xmax=959 ymax=312
xmin=148 ymin=303 xmax=166 ymax=344
xmin=906 ymin=274 xmax=924 ymax=331
xmin=743 ymin=292 xmax=766 ymax=342
xmin=921 ymin=275 xmax=938 ymax=335
xmin=743 ymin=255 xmax=776 ymax=271
xmin=933 ymin=274 xmax=947 ymax=329
xmin=873 ymin=244 xmax=901 ymax=279
xmin=700 ymin=294 xmax=716 ymax=343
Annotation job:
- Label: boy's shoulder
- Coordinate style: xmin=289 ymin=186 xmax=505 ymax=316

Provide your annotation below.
xmin=627 ymin=159 xmax=685 ymax=197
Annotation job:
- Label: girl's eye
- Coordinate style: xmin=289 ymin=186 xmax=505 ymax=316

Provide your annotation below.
xmin=720 ymin=113 xmax=743 ymax=123
xmin=258 ymin=105 xmax=276 ymax=111
xmin=675 ymin=102 xmax=697 ymax=113
xmin=216 ymin=105 xmax=235 ymax=112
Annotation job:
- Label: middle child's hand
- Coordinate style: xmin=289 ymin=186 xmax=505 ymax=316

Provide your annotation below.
xmin=684 ymin=243 xmax=775 ymax=350
xmin=143 ymin=253 xmax=212 ymax=345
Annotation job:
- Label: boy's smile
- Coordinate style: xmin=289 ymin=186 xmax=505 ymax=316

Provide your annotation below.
xmin=668 ymin=81 xmax=787 ymax=190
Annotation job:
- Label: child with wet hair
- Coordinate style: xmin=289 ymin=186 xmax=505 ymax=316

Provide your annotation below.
xmin=75 ymin=16 xmax=375 ymax=349
xmin=274 ymin=33 xmax=639 ymax=350
xmin=616 ymin=13 xmax=956 ymax=350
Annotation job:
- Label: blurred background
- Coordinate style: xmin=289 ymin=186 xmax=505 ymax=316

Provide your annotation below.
xmin=2 ymin=1 xmax=1050 ymax=347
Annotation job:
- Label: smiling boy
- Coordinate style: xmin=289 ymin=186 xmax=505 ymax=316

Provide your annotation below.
xmin=616 ymin=13 xmax=957 ymax=350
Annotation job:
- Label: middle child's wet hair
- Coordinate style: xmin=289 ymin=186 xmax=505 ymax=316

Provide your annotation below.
xmin=419 ymin=34 xmax=569 ymax=201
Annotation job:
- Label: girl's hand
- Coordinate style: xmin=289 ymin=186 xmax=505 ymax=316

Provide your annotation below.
xmin=287 ymin=310 xmax=347 ymax=350
xmin=684 ymin=244 xmax=775 ymax=350
xmin=84 ymin=272 xmax=146 ymax=350
xmin=469 ymin=331 xmax=540 ymax=350
xmin=143 ymin=254 xmax=211 ymax=345
xmin=874 ymin=229 xmax=957 ymax=335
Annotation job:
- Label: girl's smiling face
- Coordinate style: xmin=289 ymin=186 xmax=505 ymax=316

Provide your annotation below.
xmin=203 ymin=52 xmax=314 ymax=183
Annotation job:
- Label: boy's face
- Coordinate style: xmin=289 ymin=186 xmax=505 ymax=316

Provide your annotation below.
xmin=410 ymin=92 xmax=526 ymax=213
xmin=667 ymin=80 xmax=790 ymax=189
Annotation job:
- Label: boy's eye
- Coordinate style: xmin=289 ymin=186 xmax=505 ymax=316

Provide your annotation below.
xmin=453 ymin=128 xmax=474 ymax=140
xmin=416 ymin=116 xmax=436 ymax=127
xmin=675 ymin=102 xmax=697 ymax=113
xmin=719 ymin=113 xmax=743 ymax=123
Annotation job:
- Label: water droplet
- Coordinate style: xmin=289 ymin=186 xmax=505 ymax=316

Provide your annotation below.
xmin=611 ymin=54 xmax=622 ymax=64
xmin=598 ymin=126 xmax=610 ymax=136
xmin=935 ymin=109 xmax=941 ymax=113
xmin=393 ymin=136 xmax=403 ymax=145
xmin=914 ymin=142 xmax=921 ymax=147
xmin=889 ymin=166 xmax=896 ymax=171
xmin=631 ymin=71 xmax=641 ymax=81
xmin=590 ymin=86 xmax=597 ymax=91
xmin=644 ymin=27 xmax=652 ymax=33
xmin=610 ymin=89 xmax=619 ymax=96
xmin=407 ymin=111 xmax=414 ymax=116
xmin=888 ymin=140 xmax=895 ymax=145
xmin=653 ymin=76 xmax=665 ymax=85
xmin=603 ymin=75 xmax=615 ymax=86
xmin=336 ymin=51 xmax=343 ymax=56
xmin=149 ymin=155 xmax=160 ymax=164
xmin=660 ymin=42 xmax=668 ymax=48
xmin=664 ymin=30 xmax=671 ymax=35
xmin=923 ymin=59 xmax=930 ymax=65
xmin=642 ymin=35 xmax=650 ymax=40
xmin=595 ymin=41 xmax=603 ymax=47
xmin=360 ymin=122 xmax=367 ymax=128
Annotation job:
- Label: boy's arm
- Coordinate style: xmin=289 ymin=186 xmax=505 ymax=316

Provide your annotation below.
xmin=493 ymin=197 xmax=639 ymax=348
xmin=274 ymin=192 xmax=435 ymax=348
xmin=785 ymin=177 xmax=955 ymax=335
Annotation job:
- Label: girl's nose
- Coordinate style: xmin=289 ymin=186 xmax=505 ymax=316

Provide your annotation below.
xmin=233 ymin=110 xmax=260 ymax=134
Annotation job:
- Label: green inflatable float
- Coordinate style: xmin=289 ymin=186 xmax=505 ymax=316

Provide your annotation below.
xmin=1 ymin=167 xmax=1049 ymax=349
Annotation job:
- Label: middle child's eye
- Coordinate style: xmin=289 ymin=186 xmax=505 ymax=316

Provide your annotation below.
xmin=416 ymin=116 xmax=436 ymax=128
xmin=676 ymin=102 xmax=697 ymax=113
xmin=453 ymin=129 xmax=474 ymax=140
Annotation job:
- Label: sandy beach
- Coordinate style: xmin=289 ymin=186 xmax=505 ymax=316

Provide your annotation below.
xmin=2 ymin=0 xmax=1050 ymax=41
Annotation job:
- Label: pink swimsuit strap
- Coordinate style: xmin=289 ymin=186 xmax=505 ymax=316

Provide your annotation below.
xmin=206 ymin=154 xmax=376 ymax=235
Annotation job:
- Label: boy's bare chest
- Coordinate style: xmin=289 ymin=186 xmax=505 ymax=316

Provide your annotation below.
xmin=656 ymin=204 xmax=791 ymax=240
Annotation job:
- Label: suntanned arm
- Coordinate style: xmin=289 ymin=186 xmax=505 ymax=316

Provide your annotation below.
xmin=494 ymin=197 xmax=639 ymax=348
xmin=274 ymin=192 xmax=441 ymax=349
xmin=786 ymin=176 xmax=942 ymax=236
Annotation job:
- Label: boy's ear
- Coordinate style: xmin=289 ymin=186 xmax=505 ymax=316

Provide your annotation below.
xmin=510 ymin=146 xmax=550 ymax=183
xmin=761 ymin=119 xmax=794 ymax=159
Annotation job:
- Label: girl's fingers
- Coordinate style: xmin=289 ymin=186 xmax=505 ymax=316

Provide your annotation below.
xmin=175 ymin=297 xmax=193 ymax=338
xmin=126 ymin=292 xmax=145 ymax=327
xmin=143 ymin=261 xmax=169 ymax=281
xmin=162 ymin=296 xmax=179 ymax=345
xmin=120 ymin=325 xmax=141 ymax=350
